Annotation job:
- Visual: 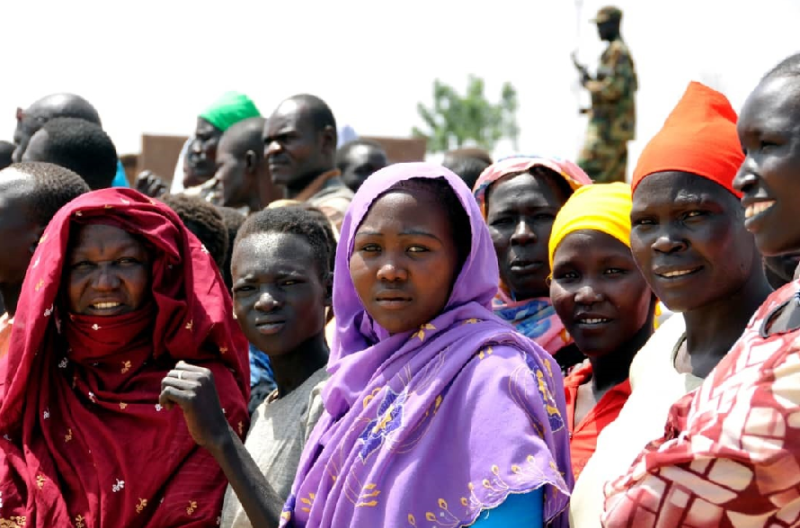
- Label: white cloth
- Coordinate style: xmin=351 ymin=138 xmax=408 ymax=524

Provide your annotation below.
xmin=569 ymin=314 xmax=702 ymax=528
xmin=170 ymin=138 xmax=191 ymax=194
xmin=220 ymin=367 xmax=329 ymax=528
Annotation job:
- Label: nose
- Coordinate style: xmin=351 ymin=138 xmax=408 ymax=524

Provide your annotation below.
xmin=510 ymin=219 xmax=537 ymax=246
xmin=574 ymin=283 xmax=603 ymax=306
xmin=652 ymin=228 xmax=687 ymax=255
xmin=376 ymin=257 xmax=408 ymax=283
xmin=190 ymin=137 xmax=203 ymax=155
xmin=254 ymin=287 xmax=283 ymax=313
xmin=733 ymin=160 xmax=758 ymax=195
xmin=93 ymin=265 xmax=121 ymax=291
xmin=264 ymin=138 xmax=281 ymax=160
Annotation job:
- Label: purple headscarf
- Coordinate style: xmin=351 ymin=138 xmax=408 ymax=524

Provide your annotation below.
xmin=281 ymin=163 xmax=572 ymax=528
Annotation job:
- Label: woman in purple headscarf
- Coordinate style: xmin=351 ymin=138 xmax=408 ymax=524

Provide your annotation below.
xmin=280 ymin=163 xmax=572 ymax=527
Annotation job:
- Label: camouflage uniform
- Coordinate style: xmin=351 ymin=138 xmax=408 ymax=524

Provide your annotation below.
xmin=578 ymin=8 xmax=638 ymax=183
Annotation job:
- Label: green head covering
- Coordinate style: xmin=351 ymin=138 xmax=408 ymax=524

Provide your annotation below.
xmin=198 ymin=92 xmax=261 ymax=132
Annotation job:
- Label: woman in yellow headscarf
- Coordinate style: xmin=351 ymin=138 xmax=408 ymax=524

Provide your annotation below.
xmin=547 ymin=182 xmax=657 ymax=484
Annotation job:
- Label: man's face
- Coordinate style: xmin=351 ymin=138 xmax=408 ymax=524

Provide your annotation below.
xmin=263 ymin=101 xmax=329 ymax=189
xmin=185 ymin=117 xmax=222 ymax=188
xmin=596 ymin=20 xmax=618 ymax=41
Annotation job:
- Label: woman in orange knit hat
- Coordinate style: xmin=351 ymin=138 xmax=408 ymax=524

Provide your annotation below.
xmin=601 ymin=53 xmax=800 ymax=528
xmin=570 ymin=82 xmax=773 ymax=528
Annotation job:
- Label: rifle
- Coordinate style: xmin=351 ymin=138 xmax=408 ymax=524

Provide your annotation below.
xmin=571 ymin=52 xmax=592 ymax=84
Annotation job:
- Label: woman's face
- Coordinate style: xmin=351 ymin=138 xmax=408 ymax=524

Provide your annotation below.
xmin=231 ymin=232 xmax=329 ymax=356
xmin=630 ymin=172 xmax=755 ymax=313
xmin=485 ymin=171 xmax=570 ymax=300
xmin=550 ymin=230 xmax=652 ymax=357
xmin=350 ymin=189 xmax=460 ymax=334
xmin=67 ymin=224 xmax=151 ymax=316
xmin=734 ymin=75 xmax=800 ymax=256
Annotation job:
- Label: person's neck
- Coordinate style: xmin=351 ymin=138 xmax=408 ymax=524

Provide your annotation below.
xmin=683 ymin=266 xmax=772 ymax=365
xmin=267 ymin=331 xmax=329 ymax=398
xmin=0 ymin=285 xmax=20 ymax=317
xmin=285 ymin=167 xmax=335 ymax=199
xmin=588 ymin=312 xmax=654 ymax=398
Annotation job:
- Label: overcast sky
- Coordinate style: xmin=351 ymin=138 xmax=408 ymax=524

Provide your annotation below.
xmin=3 ymin=0 xmax=799 ymax=179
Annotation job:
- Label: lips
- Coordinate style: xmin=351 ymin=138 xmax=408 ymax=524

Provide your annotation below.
xmin=375 ymin=291 xmax=413 ymax=310
xmin=509 ymin=258 xmax=544 ymax=273
xmin=574 ymin=312 xmax=613 ymax=327
xmin=744 ymin=199 xmax=775 ymax=220
xmin=86 ymin=300 xmax=127 ymax=316
xmin=652 ymin=265 xmax=704 ymax=280
xmin=255 ymin=317 xmax=287 ymax=335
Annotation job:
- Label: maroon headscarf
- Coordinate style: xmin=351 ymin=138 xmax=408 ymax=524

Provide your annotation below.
xmin=0 ymin=188 xmax=249 ymax=527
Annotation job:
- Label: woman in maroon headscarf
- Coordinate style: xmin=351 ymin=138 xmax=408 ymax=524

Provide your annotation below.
xmin=0 ymin=188 xmax=250 ymax=527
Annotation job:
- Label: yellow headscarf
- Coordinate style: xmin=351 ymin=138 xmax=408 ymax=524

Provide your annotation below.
xmin=548 ymin=182 xmax=633 ymax=271
xmin=547 ymin=182 xmax=661 ymax=325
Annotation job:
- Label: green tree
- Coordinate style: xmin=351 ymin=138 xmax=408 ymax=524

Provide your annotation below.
xmin=413 ymin=76 xmax=519 ymax=153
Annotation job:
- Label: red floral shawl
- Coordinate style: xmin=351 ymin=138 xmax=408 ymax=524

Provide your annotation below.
xmin=602 ymin=281 xmax=800 ymax=527
xmin=0 ymin=188 xmax=249 ymax=527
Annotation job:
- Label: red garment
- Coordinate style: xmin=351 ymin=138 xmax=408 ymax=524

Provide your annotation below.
xmin=603 ymin=281 xmax=800 ymax=527
xmin=0 ymin=188 xmax=250 ymax=527
xmin=631 ymin=81 xmax=744 ymax=198
xmin=564 ymin=361 xmax=631 ymax=480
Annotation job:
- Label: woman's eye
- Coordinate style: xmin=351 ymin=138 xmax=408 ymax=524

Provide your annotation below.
xmin=554 ymin=271 xmax=579 ymax=281
xmin=359 ymin=243 xmax=381 ymax=253
xmin=684 ymin=210 xmax=706 ymax=220
xmin=282 ymin=280 xmax=300 ymax=287
xmin=489 ymin=217 xmax=513 ymax=227
xmin=233 ymin=285 xmax=254 ymax=294
xmin=604 ymin=268 xmax=625 ymax=276
xmin=632 ymin=218 xmax=655 ymax=227
xmin=71 ymin=261 xmax=93 ymax=270
xmin=408 ymin=246 xmax=429 ymax=254
xmin=533 ymin=213 xmax=555 ymax=221
xmin=760 ymin=140 xmax=778 ymax=151
xmin=118 ymin=257 xmax=140 ymax=265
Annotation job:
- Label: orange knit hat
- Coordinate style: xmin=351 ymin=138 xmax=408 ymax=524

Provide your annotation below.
xmin=632 ymin=81 xmax=744 ymax=198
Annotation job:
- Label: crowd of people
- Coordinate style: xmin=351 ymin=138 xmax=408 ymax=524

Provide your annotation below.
xmin=1 ymin=19 xmax=800 ymax=528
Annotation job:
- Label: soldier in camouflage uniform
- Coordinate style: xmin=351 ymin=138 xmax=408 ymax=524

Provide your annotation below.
xmin=574 ymin=6 xmax=638 ymax=183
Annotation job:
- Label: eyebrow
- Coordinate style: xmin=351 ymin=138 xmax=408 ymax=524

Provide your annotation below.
xmin=355 ymin=229 xmax=443 ymax=241
xmin=71 ymin=241 xmax=145 ymax=258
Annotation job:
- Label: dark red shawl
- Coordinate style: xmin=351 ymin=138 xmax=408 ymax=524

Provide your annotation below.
xmin=0 ymin=188 xmax=249 ymax=527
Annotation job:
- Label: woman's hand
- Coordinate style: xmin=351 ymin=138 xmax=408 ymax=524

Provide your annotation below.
xmin=159 ymin=361 xmax=233 ymax=453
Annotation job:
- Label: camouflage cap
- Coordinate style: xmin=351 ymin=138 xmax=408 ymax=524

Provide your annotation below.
xmin=591 ymin=5 xmax=623 ymax=24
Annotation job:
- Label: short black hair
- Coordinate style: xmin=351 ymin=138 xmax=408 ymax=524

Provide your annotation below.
xmin=389 ymin=177 xmax=472 ymax=273
xmin=336 ymin=139 xmax=386 ymax=168
xmin=287 ymin=204 xmax=338 ymax=273
xmin=763 ymin=52 xmax=800 ymax=81
xmin=217 ymin=206 xmax=247 ymax=289
xmin=442 ymin=155 xmax=491 ymax=190
xmin=1 ymin=162 xmax=90 ymax=226
xmin=28 ymin=93 xmax=102 ymax=127
xmin=0 ymin=141 xmax=14 ymax=170
xmin=219 ymin=117 xmax=267 ymax=160
xmin=235 ymin=206 xmax=334 ymax=279
xmin=288 ymin=94 xmax=337 ymax=137
xmin=160 ymin=194 xmax=228 ymax=270
xmin=30 ymin=118 xmax=118 ymax=190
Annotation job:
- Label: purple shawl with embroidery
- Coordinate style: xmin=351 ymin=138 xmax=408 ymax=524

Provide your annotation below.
xmin=281 ymin=163 xmax=572 ymax=528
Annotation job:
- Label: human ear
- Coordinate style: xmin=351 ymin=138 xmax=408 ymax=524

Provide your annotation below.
xmin=323 ymin=272 xmax=333 ymax=308
xmin=29 ymin=225 xmax=46 ymax=255
xmin=245 ymin=150 xmax=259 ymax=174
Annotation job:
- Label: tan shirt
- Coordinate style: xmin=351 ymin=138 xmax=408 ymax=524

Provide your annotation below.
xmin=220 ymin=367 xmax=329 ymax=528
